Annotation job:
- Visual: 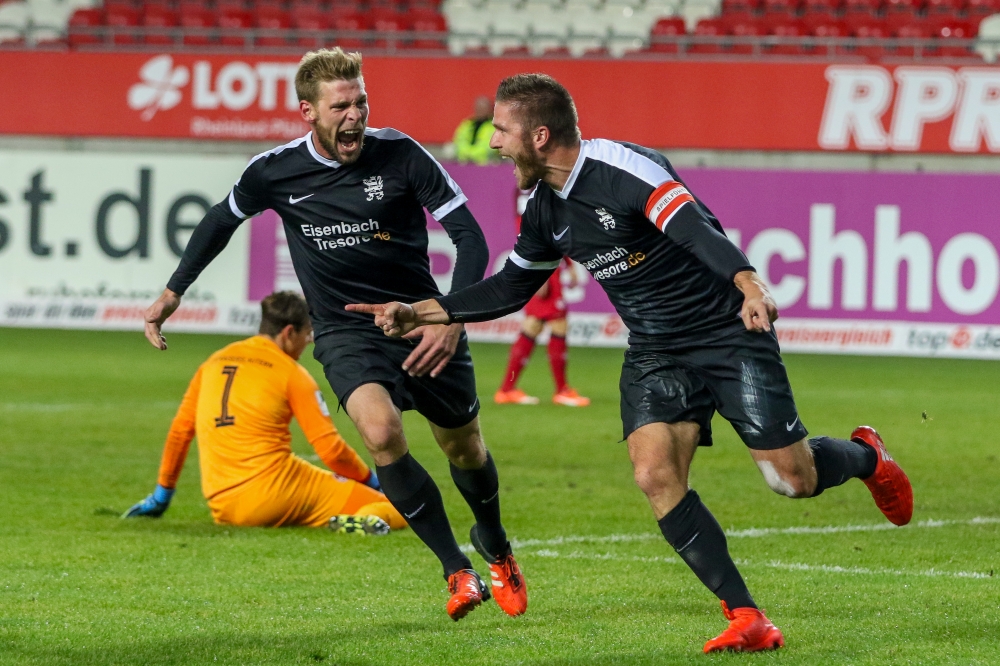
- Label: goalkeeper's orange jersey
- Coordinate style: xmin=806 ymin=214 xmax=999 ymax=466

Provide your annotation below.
xmin=156 ymin=335 xmax=370 ymax=500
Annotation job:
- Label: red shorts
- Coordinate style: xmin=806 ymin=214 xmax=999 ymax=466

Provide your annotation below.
xmin=524 ymin=272 xmax=567 ymax=321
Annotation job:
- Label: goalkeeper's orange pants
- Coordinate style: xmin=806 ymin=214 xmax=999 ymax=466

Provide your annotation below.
xmin=208 ymin=454 xmax=406 ymax=530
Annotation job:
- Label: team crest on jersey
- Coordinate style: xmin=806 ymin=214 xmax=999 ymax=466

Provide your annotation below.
xmin=363 ymin=176 xmax=385 ymax=201
xmin=595 ymin=207 xmax=616 ymax=230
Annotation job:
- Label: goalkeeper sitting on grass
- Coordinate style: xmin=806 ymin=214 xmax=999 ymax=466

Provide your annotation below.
xmin=124 ymin=291 xmax=406 ymax=535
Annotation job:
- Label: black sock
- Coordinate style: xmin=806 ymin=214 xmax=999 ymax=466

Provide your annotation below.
xmin=658 ymin=489 xmax=757 ymax=610
xmin=450 ymin=450 xmax=507 ymax=557
xmin=809 ymin=436 xmax=878 ymax=497
xmin=377 ymin=453 xmax=471 ymax=577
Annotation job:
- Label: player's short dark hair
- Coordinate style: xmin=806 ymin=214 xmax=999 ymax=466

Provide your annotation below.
xmin=296 ymin=48 xmax=363 ymax=104
xmin=259 ymin=291 xmax=311 ymax=336
xmin=495 ymin=74 xmax=580 ymax=148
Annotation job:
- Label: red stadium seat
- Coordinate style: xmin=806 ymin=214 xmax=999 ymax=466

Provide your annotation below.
xmin=331 ymin=12 xmax=369 ymax=49
xmin=768 ymin=18 xmax=808 ymax=54
xmin=721 ymin=0 xmax=761 ymax=14
xmin=803 ymin=0 xmax=841 ymax=13
xmin=411 ymin=11 xmax=447 ymax=50
xmin=895 ymin=21 xmax=932 ymax=56
xmin=811 ymin=19 xmax=848 ymax=55
xmin=178 ymin=0 xmax=212 ymax=10
xmin=217 ymin=7 xmax=252 ymax=46
xmin=179 ymin=6 xmax=214 ymax=45
xmin=541 ymin=45 xmax=571 ymax=56
xmin=967 ymin=0 xmax=1000 ymax=17
xmin=800 ymin=0 xmax=841 ymax=32
xmin=843 ymin=9 xmax=881 ymax=33
xmin=289 ymin=0 xmax=323 ymax=11
xmin=370 ymin=8 xmax=407 ymax=49
xmin=883 ymin=0 xmax=922 ymax=33
xmin=689 ymin=17 xmax=728 ymax=53
xmin=501 ymin=44 xmax=531 ymax=56
xmin=763 ymin=0 xmax=800 ymax=15
xmin=68 ymin=8 xmax=103 ymax=46
xmin=924 ymin=0 xmax=963 ymax=14
xmin=729 ymin=19 xmax=763 ymax=53
xmin=649 ymin=16 xmax=685 ymax=53
xmin=933 ymin=18 xmax=974 ymax=56
xmin=329 ymin=0 xmax=364 ymax=11
xmin=253 ymin=0 xmax=287 ymax=9
xmin=142 ymin=5 xmax=178 ymax=45
xmin=105 ymin=5 xmax=140 ymax=45
xmin=852 ymin=18 xmax=888 ymax=59
xmin=254 ymin=6 xmax=290 ymax=46
xmin=843 ymin=0 xmax=880 ymax=13
xmin=217 ymin=0 xmax=248 ymax=10
xmin=291 ymin=6 xmax=328 ymax=46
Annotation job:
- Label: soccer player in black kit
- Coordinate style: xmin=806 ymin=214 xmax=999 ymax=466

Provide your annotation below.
xmin=143 ymin=49 xmax=527 ymax=622
xmin=348 ymin=74 xmax=914 ymax=653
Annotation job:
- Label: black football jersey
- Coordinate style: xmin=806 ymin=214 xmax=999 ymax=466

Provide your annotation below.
xmin=228 ymin=128 xmax=468 ymax=337
xmin=509 ymin=139 xmax=749 ymax=342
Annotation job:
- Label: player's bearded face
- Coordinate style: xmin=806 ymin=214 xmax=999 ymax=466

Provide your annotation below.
xmin=310 ymin=78 xmax=369 ymax=165
xmin=492 ymin=103 xmax=546 ymax=189
xmin=509 ymin=131 xmax=546 ymax=189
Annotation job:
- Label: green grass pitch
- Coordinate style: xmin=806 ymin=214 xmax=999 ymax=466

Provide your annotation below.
xmin=1 ymin=327 xmax=998 ymax=665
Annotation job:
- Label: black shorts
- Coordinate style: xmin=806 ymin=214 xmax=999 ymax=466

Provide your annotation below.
xmin=619 ymin=328 xmax=808 ymax=450
xmin=313 ymin=330 xmax=480 ymax=430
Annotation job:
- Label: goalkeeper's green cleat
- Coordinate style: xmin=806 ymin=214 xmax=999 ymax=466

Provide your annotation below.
xmin=328 ymin=514 xmax=390 ymax=536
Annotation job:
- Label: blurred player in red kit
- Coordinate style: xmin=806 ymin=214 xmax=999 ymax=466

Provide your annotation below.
xmin=494 ymin=191 xmax=590 ymax=407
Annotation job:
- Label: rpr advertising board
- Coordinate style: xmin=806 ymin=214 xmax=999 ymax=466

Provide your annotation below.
xmin=2 ymin=53 xmax=1000 ymax=153
xmin=2 ymin=153 xmax=998 ymax=357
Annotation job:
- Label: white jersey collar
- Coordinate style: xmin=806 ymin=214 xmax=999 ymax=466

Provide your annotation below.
xmin=305 ymin=131 xmax=343 ymax=168
xmin=552 ymin=139 xmax=590 ymax=200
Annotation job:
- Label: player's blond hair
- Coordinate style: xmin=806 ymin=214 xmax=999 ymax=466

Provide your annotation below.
xmin=295 ymin=48 xmax=363 ymax=104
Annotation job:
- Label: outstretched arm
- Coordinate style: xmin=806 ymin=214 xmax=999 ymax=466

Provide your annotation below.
xmin=123 ymin=367 xmax=201 ymax=518
xmin=143 ymin=201 xmax=245 ymax=350
xmin=347 ymin=258 xmax=554 ymax=336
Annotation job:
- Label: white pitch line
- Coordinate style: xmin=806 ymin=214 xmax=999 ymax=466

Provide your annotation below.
xmin=523 ymin=549 xmax=995 ymax=581
xmin=490 ymin=516 xmax=1000 ymax=551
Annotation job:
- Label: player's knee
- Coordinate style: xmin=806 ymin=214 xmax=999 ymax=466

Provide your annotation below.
xmin=435 ymin=421 xmax=486 ymax=469
xmin=757 ymin=460 xmax=813 ymax=498
xmin=632 ymin=462 xmax=682 ymax=497
xmin=360 ymin=421 xmax=405 ymax=457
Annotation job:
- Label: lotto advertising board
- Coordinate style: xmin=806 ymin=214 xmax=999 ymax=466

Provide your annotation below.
xmin=2 ymin=154 xmax=999 ymax=358
xmin=1 ymin=52 xmax=1000 ymax=153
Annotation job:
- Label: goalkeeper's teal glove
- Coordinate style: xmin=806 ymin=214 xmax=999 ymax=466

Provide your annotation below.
xmin=363 ymin=470 xmax=381 ymax=492
xmin=122 ymin=484 xmax=174 ymax=518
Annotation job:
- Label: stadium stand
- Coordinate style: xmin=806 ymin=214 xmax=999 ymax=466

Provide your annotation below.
xmin=0 ymin=0 xmax=996 ymax=61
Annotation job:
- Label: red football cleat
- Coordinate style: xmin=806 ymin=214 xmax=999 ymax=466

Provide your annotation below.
xmin=487 ymin=552 xmax=528 ymax=616
xmin=470 ymin=525 xmax=528 ymax=617
xmin=494 ymin=388 xmax=540 ymax=405
xmin=851 ymin=425 xmax=913 ymax=526
xmin=703 ymin=601 xmax=785 ymax=654
xmin=446 ymin=569 xmax=489 ymax=621
xmin=552 ymin=387 xmax=591 ymax=407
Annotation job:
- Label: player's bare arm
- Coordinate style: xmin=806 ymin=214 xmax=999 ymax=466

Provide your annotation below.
xmin=144 ymin=288 xmax=182 ymax=350
xmin=734 ymin=270 xmax=778 ymax=333
xmin=346 ymin=300 xmax=450 ymax=338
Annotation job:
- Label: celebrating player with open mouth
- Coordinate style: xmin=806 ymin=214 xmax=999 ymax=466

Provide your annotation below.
xmin=143 ymin=49 xmax=527 ymax=622
xmin=348 ymin=73 xmax=913 ymax=653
